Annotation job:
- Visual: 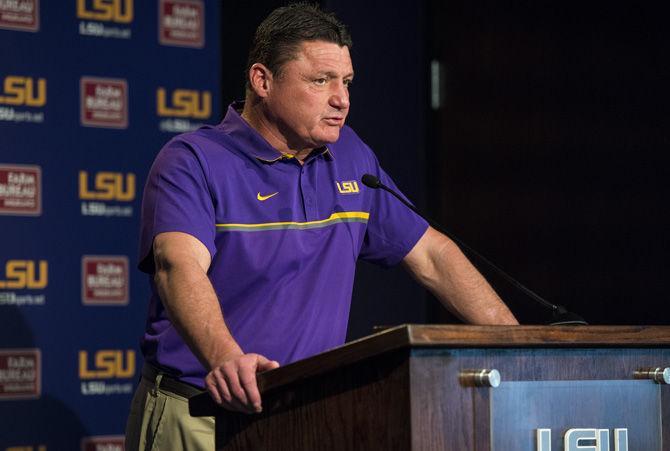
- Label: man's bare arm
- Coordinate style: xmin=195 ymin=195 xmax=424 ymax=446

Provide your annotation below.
xmin=153 ymin=231 xmax=279 ymax=413
xmin=402 ymin=227 xmax=518 ymax=325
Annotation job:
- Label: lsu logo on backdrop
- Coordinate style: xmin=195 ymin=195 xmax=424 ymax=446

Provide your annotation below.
xmin=0 ymin=260 xmax=47 ymax=306
xmin=81 ymin=255 xmax=129 ymax=305
xmin=0 ymin=76 xmax=46 ymax=106
xmin=158 ymin=0 xmax=204 ymax=48
xmin=336 ymin=180 xmax=360 ymax=194
xmin=156 ymin=87 xmax=211 ymax=133
xmin=80 ymin=77 xmax=128 ymax=129
xmin=80 ymin=436 xmax=124 ymax=451
xmin=0 ymin=76 xmax=46 ymax=123
xmin=79 ymin=170 xmax=135 ymax=217
xmin=79 ymin=349 xmax=135 ymax=396
xmin=157 ymin=88 xmax=211 ymax=119
xmin=76 ymin=0 xmax=132 ymax=23
xmin=77 ymin=0 xmax=133 ymax=39
xmin=0 ymin=0 xmax=39 ymax=32
xmin=0 ymin=260 xmax=48 ymax=290
xmin=79 ymin=171 xmax=135 ymax=201
xmin=0 ymin=348 xmax=41 ymax=400
xmin=0 ymin=164 xmax=41 ymax=216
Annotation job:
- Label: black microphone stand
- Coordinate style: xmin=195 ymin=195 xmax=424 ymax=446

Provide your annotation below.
xmin=361 ymin=174 xmax=587 ymax=325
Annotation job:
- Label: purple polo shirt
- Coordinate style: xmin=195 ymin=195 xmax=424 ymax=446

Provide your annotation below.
xmin=138 ymin=102 xmax=428 ymax=387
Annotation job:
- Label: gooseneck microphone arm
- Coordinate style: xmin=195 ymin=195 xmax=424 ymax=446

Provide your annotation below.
xmin=361 ymin=173 xmax=587 ymax=325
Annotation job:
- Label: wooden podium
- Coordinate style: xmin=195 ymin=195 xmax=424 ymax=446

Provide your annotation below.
xmin=190 ymin=325 xmax=670 ymax=450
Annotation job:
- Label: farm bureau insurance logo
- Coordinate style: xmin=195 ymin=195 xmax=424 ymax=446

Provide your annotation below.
xmin=77 ymin=0 xmax=132 ymax=39
xmin=0 ymin=75 xmax=46 ymax=124
xmin=80 ymin=436 xmax=125 ymax=451
xmin=79 ymin=349 xmax=135 ymax=396
xmin=5 ymin=446 xmax=46 ymax=451
xmin=157 ymin=87 xmax=211 ymax=133
xmin=80 ymin=77 xmax=128 ymax=129
xmin=82 ymin=255 xmax=129 ymax=305
xmin=158 ymin=0 xmax=204 ymax=48
xmin=0 ymin=349 xmax=41 ymax=400
xmin=0 ymin=164 xmax=41 ymax=216
xmin=79 ymin=170 xmax=135 ymax=217
xmin=0 ymin=259 xmax=48 ymax=306
xmin=0 ymin=0 xmax=39 ymax=32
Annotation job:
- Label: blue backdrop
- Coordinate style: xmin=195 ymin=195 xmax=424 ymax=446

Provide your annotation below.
xmin=0 ymin=1 xmax=221 ymax=448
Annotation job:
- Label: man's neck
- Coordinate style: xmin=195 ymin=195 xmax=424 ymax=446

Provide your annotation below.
xmin=241 ymin=100 xmax=312 ymax=164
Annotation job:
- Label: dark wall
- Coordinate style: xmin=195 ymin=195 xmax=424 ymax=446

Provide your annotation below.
xmin=428 ymin=0 xmax=670 ymax=324
xmin=221 ymin=1 xmax=430 ymax=339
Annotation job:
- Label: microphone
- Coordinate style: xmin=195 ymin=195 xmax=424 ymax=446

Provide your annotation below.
xmin=361 ymin=173 xmax=587 ymax=325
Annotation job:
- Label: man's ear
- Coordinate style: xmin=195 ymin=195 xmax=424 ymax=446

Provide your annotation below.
xmin=248 ymin=63 xmax=273 ymax=98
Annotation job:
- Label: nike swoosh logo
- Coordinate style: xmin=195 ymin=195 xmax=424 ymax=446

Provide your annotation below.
xmin=257 ymin=192 xmax=279 ymax=201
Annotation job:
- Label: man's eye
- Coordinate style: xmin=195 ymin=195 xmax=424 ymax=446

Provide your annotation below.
xmin=344 ymin=79 xmax=353 ymax=88
xmin=314 ymin=78 xmax=327 ymax=86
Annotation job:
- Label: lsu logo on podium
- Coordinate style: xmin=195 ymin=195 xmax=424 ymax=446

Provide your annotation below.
xmin=157 ymin=87 xmax=211 ymax=119
xmin=0 ymin=76 xmax=46 ymax=107
xmin=79 ymin=171 xmax=135 ymax=202
xmin=79 ymin=349 xmax=135 ymax=379
xmin=76 ymin=0 xmax=133 ymax=23
xmin=0 ymin=260 xmax=48 ymax=290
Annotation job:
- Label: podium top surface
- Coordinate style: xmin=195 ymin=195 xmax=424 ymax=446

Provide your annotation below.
xmin=388 ymin=324 xmax=670 ymax=346
xmin=265 ymin=324 xmax=670 ymax=390
xmin=189 ymin=325 xmax=670 ymax=415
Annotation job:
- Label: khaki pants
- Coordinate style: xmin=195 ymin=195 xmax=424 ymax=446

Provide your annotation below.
xmin=125 ymin=373 xmax=215 ymax=451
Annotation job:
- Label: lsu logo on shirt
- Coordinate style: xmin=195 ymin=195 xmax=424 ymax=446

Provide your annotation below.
xmin=0 ymin=76 xmax=46 ymax=107
xmin=336 ymin=180 xmax=360 ymax=194
xmin=78 ymin=349 xmax=135 ymax=379
xmin=156 ymin=87 xmax=211 ymax=119
xmin=0 ymin=260 xmax=48 ymax=290
xmin=79 ymin=171 xmax=135 ymax=201
xmin=76 ymin=0 xmax=133 ymax=23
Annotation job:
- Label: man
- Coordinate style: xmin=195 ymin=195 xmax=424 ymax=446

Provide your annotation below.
xmin=126 ymin=3 xmax=517 ymax=450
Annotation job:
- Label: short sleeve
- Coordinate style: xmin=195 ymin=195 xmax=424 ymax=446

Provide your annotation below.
xmin=358 ymin=158 xmax=429 ymax=267
xmin=137 ymin=140 xmax=216 ymax=273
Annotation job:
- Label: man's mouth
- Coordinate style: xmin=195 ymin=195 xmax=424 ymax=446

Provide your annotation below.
xmin=323 ymin=117 xmax=344 ymax=126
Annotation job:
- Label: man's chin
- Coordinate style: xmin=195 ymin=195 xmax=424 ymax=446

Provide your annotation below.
xmin=316 ymin=129 xmax=342 ymax=145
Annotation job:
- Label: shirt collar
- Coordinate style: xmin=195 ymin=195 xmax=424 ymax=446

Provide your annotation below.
xmin=216 ymin=101 xmax=335 ymax=164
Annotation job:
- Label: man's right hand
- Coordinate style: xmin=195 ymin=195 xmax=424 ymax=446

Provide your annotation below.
xmin=205 ymin=353 xmax=280 ymax=414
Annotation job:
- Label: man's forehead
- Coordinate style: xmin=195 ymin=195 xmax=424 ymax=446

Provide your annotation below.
xmin=294 ymin=40 xmax=353 ymax=72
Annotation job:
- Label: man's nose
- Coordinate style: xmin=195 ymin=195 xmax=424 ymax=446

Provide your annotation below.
xmin=329 ymin=83 xmax=350 ymax=110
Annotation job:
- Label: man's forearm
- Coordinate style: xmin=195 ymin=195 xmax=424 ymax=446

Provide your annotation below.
xmin=155 ymin=263 xmax=243 ymax=370
xmin=404 ymin=227 xmax=518 ymax=325
xmin=428 ymin=238 xmax=517 ymax=324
